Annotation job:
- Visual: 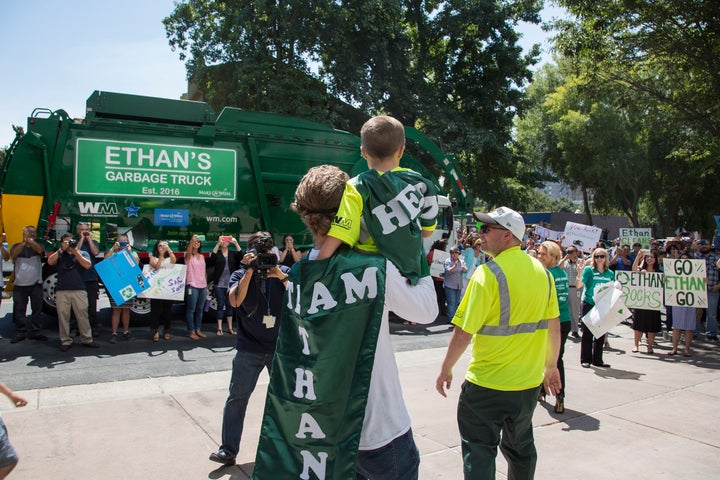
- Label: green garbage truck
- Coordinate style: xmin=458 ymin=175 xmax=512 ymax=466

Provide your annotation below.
xmin=1 ymin=91 xmax=471 ymax=314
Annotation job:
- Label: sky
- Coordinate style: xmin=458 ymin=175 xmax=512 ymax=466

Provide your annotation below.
xmin=0 ymin=1 xmax=565 ymax=148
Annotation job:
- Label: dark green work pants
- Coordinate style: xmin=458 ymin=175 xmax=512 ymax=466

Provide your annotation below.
xmin=457 ymin=381 xmax=540 ymax=480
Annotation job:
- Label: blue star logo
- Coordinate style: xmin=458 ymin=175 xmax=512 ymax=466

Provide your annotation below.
xmin=125 ymin=203 xmax=140 ymax=217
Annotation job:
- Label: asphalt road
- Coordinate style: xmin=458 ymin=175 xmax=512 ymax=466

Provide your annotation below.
xmin=1 ymin=292 xmax=453 ymax=391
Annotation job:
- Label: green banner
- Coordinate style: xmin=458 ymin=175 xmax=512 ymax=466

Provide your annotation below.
xmin=253 ymin=250 xmax=386 ymax=480
xmin=354 ymin=169 xmax=436 ymax=284
xmin=75 ymin=139 xmax=236 ymax=200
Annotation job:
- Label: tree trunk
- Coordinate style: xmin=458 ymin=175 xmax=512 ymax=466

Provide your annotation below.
xmin=582 ymin=186 xmax=593 ymax=225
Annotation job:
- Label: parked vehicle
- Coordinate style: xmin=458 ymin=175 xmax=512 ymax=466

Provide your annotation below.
xmin=1 ymin=91 xmax=470 ymax=314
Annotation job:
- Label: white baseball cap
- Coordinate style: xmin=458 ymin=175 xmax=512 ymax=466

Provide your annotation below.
xmin=473 ymin=206 xmax=525 ymax=242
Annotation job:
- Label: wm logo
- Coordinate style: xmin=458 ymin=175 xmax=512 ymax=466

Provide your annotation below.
xmin=332 ymin=215 xmax=351 ymax=230
xmin=78 ymin=202 xmax=118 ymax=216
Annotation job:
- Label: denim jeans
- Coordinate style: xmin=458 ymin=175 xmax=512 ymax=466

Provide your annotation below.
xmin=219 ymin=350 xmax=274 ymax=457
xmin=12 ymin=284 xmax=44 ymax=334
xmin=706 ymin=290 xmax=719 ymax=336
xmin=185 ymin=286 xmax=207 ymax=332
xmin=214 ymin=286 xmax=232 ymax=319
xmin=355 ymin=428 xmax=419 ymax=480
xmin=444 ymin=286 xmax=462 ymax=321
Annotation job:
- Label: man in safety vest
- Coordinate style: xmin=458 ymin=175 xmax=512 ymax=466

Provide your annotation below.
xmin=435 ymin=206 xmax=561 ymax=480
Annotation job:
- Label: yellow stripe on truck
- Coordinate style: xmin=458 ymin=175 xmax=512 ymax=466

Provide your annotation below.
xmin=1 ymin=194 xmax=44 ymax=248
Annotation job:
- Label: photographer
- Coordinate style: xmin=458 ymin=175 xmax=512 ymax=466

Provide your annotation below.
xmin=47 ymin=233 xmax=100 ymax=351
xmin=209 ymin=231 xmax=290 ymax=467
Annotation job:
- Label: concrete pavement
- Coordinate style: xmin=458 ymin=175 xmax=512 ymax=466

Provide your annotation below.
xmin=2 ymin=322 xmax=719 ymax=479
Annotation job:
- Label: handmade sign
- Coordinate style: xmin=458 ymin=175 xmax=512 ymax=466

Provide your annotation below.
xmin=663 ymin=259 xmax=707 ymax=308
xmin=582 ymin=281 xmax=631 ymax=338
xmin=95 ymin=250 xmax=148 ymax=305
xmin=534 ymin=225 xmax=562 ymax=242
xmin=429 ymin=249 xmax=450 ymax=277
xmin=562 ymin=222 xmax=602 ymax=253
xmin=619 ymin=227 xmax=652 ymax=250
xmin=615 ymin=271 xmax=664 ymax=311
xmin=138 ymin=263 xmax=187 ymax=301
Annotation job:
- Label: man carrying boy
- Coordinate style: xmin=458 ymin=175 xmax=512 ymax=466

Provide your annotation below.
xmin=317 ymin=116 xmax=439 ymax=285
xmin=252 ymin=165 xmax=438 ymax=479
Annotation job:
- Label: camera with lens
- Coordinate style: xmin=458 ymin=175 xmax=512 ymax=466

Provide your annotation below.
xmin=249 ymin=235 xmax=278 ymax=279
xmin=67 ymin=239 xmax=78 ymax=249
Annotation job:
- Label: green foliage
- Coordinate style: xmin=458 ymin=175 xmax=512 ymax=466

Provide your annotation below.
xmin=164 ymin=0 xmax=544 ymax=205
xmin=546 ymin=0 xmax=720 ymax=234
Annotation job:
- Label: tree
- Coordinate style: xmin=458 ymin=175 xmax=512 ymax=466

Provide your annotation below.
xmin=552 ymin=0 xmax=720 ymax=141
xmin=515 ymin=62 xmax=652 ymax=226
xmin=164 ymin=0 xmax=545 ymax=205
xmin=549 ymin=1 xmax=720 ymax=233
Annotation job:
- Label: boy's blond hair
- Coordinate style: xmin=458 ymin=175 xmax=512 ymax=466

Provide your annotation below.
xmin=292 ymin=165 xmax=349 ymax=236
xmin=360 ymin=116 xmax=405 ymax=160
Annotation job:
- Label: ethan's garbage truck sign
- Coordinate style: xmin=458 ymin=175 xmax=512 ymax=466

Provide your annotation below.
xmin=75 ymin=139 xmax=237 ymax=201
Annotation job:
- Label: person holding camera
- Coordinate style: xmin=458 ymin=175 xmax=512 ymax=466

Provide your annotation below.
xmin=75 ymin=221 xmax=101 ymax=333
xmin=9 ymin=226 xmax=47 ymax=343
xmin=209 ymin=231 xmax=290 ymax=467
xmin=278 ymin=234 xmax=302 ymax=268
xmin=47 ymin=233 xmax=100 ymax=351
xmin=149 ymin=240 xmax=177 ymax=341
xmin=105 ymin=235 xmax=139 ymax=343
xmin=185 ymin=234 xmax=208 ymax=340
xmin=209 ymin=235 xmax=242 ymax=336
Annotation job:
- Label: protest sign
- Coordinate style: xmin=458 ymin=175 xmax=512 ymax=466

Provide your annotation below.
xmin=95 ymin=250 xmax=149 ymax=305
xmin=429 ymin=249 xmax=450 ymax=277
xmin=138 ymin=264 xmax=187 ymax=301
xmin=619 ymin=227 xmax=652 ymax=250
xmin=663 ymin=259 xmax=707 ymax=308
xmin=615 ymin=271 xmax=664 ymax=311
xmin=534 ymin=225 xmax=562 ymax=242
xmin=581 ymin=282 xmax=632 ymax=338
xmin=561 ymin=222 xmax=602 ymax=253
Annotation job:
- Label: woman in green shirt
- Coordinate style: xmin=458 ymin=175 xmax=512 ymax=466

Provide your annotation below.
xmin=537 ymin=241 xmax=571 ymax=413
xmin=577 ymin=248 xmax=615 ymax=368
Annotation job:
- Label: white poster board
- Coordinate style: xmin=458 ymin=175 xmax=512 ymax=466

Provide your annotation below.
xmin=663 ymin=259 xmax=708 ymax=308
xmin=138 ymin=263 xmax=187 ymax=301
xmin=429 ymin=249 xmax=450 ymax=278
xmin=615 ymin=271 xmax=664 ymax=311
xmin=582 ymin=282 xmax=632 ymax=338
xmin=562 ymin=222 xmax=603 ymax=253
xmin=619 ymin=227 xmax=652 ymax=250
xmin=534 ymin=226 xmax=562 ymax=242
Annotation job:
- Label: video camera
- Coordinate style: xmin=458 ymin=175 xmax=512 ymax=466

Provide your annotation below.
xmin=249 ymin=235 xmax=278 ymax=279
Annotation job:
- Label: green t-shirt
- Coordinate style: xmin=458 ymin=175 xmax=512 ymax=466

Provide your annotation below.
xmin=581 ymin=267 xmax=615 ymax=305
xmin=550 ymin=266 xmax=571 ymax=323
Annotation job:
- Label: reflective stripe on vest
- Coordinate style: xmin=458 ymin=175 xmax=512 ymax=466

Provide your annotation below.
xmin=477 ymin=260 xmax=551 ymax=336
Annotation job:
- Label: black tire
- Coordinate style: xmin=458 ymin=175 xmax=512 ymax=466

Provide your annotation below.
xmin=41 ymin=264 xmax=58 ymax=315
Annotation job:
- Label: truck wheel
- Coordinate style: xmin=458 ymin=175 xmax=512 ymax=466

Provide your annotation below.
xmin=42 ymin=269 xmax=58 ymax=315
xmin=207 ymin=281 xmax=218 ymax=313
xmin=130 ymin=297 xmax=152 ymax=315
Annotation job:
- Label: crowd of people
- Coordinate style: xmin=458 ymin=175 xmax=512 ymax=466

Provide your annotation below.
xmin=3 ymin=114 xmax=719 ymax=479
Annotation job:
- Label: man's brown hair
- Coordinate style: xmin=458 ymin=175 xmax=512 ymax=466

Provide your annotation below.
xmin=360 ymin=115 xmax=405 ymax=160
xmin=292 ymin=165 xmax=349 ymax=237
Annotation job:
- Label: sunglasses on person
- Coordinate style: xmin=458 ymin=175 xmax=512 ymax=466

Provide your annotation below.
xmin=594 ymin=254 xmax=606 ymax=259
xmin=479 ymin=224 xmax=506 ymax=234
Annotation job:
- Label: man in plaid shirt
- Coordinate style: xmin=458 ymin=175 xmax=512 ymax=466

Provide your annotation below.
xmin=695 ymin=240 xmax=719 ymax=341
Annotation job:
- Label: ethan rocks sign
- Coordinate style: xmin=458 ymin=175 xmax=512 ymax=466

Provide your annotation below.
xmin=75 ymin=139 xmax=237 ymax=201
